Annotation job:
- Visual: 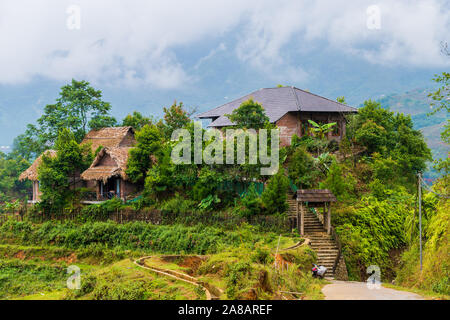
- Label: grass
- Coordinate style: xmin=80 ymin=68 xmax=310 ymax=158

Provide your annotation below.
xmin=9 ymin=259 xmax=201 ymax=300
xmin=0 ymin=221 xmax=323 ymax=300
xmin=141 ymin=244 xmax=326 ymax=300
xmin=382 ymin=283 xmax=450 ymax=300
xmin=0 ymin=258 xmax=69 ymax=299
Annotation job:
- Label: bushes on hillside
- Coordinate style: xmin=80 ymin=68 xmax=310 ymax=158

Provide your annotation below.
xmin=396 ymin=181 xmax=449 ymax=295
xmin=239 ymin=184 xmax=262 ymax=217
xmin=288 ymin=146 xmax=317 ymax=188
xmin=320 ymin=161 xmax=356 ymax=201
xmin=333 ymin=191 xmax=413 ymax=280
xmin=261 ymin=169 xmax=289 ymax=215
xmin=0 ymin=220 xmax=284 ymax=255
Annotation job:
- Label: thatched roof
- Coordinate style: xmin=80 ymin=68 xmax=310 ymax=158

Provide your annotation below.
xmin=18 ymin=150 xmax=57 ymax=181
xmin=81 ymin=126 xmax=135 ymax=151
xmin=81 ymin=147 xmax=131 ymax=182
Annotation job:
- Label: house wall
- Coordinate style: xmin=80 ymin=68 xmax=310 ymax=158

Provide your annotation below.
xmin=275 ymin=112 xmax=347 ymax=146
xmin=275 ymin=112 xmax=301 ymax=147
xmin=85 ymin=180 xmax=97 ymax=189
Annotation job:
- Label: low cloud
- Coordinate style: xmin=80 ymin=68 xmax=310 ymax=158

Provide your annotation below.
xmin=0 ymin=0 xmax=448 ymax=88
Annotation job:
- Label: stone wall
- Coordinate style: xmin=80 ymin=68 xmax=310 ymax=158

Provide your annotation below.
xmin=334 ymin=255 xmax=349 ymax=281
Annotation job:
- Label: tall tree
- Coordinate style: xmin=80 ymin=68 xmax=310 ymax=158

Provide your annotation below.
xmin=428 ymin=72 xmax=449 ymax=115
xmin=158 ymin=101 xmax=192 ymax=141
xmin=13 ymin=79 xmax=116 ymax=160
xmin=350 ymin=100 xmax=431 ymax=183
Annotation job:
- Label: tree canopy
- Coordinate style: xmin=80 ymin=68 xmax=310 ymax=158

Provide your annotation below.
xmin=38 ymin=128 xmax=93 ymax=209
xmin=122 ymin=111 xmax=154 ymax=130
xmin=226 ymin=99 xmax=269 ymax=129
xmin=13 ymin=79 xmax=116 ymax=161
xmin=126 ymin=125 xmax=163 ymax=184
xmin=350 ymin=100 xmax=432 ymax=182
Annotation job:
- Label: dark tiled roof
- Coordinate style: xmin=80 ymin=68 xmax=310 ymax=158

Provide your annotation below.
xmin=197 ymin=86 xmax=357 ymax=127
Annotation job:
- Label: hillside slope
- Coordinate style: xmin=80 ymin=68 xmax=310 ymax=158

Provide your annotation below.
xmin=376 ymin=88 xmax=449 ymax=179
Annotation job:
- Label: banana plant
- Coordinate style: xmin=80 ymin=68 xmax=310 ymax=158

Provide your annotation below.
xmin=307 ymin=120 xmax=337 ymax=139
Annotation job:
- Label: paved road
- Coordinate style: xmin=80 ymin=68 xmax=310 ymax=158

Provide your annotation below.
xmin=322 ymin=280 xmax=424 ymax=300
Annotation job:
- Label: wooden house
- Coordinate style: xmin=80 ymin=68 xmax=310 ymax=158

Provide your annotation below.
xmin=18 ymin=150 xmax=57 ymax=203
xmin=80 ymin=147 xmax=137 ymax=201
xmin=19 ymin=126 xmax=137 ymax=203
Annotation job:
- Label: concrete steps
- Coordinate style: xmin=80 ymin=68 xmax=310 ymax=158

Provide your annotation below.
xmin=287 ymin=193 xmax=339 ymax=278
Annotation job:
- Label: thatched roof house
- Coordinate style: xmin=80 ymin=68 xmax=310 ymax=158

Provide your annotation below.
xmin=81 ymin=126 xmax=135 ymax=151
xmin=81 ymin=147 xmax=137 ymax=201
xmin=18 ymin=149 xmax=56 ymax=203
xmin=18 ymin=149 xmax=56 ymax=182
xmin=81 ymin=147 xmax=131 ymax=183
xmin=19 ymin=126 xmax=138 ymax=203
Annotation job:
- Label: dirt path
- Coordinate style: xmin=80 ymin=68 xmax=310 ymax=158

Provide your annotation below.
xmin=322 ymin=280 xmax=424 ymax=300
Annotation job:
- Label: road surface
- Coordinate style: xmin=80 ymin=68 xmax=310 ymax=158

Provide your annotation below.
xmin=322 ymin=280 xmax=424 ymax=300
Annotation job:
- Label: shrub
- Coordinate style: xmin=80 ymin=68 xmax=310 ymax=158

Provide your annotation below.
xmin=333 ymin=192 xmax=412 ymax=281
xmin=261 ymin=169 xmax=289 ymax=215
xmin=250 ymin=246 xmax=273 ymax=265
xmin=0 ymin=220 xmax=286 ymax=255
xmin=161 ymin=194 xmax=196 ymax=215
xmin=288 ymin=146 xmax=318 ymax=188
xmin=319 ymin=161 xmax=356 ymax=201
xmin=239 ymin=184 xmax=262 ymax=217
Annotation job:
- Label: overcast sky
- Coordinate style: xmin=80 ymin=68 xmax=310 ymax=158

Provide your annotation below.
xmin=1 ymin=0 xmax=449 ymax=87
xmin=0 ymin=0 xmax=449 ymax=148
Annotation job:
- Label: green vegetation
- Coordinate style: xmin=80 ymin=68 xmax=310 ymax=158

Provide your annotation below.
xmin=0 ymin=152 xmax=30 ymax=202
xmin=395 ymin=182 xmax=449 ymax=295
xmin=126 ymin=124 xmax=163 ymax=183
xmin=226 ymin=99 xmax=269 ymax=129
xmin=13 ymin=79 xmax=116 ymax=161
xmin=0 ymin=259 xmax=67 ymax=299
xmin=38 ymin=128 xmax=93 ymax=210
xmin=261 ymin=169 xmax=289 ymax=215
xmin=1 ymin=76 xmax=448 ymax=300
xmin=0 ymin=219 xmax=295 ymax=255
xmin=0 ymin=223 xmax=324 ymax=300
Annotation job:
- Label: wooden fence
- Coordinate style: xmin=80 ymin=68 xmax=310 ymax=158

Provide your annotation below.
xmin=0 ymin=207 xmax=292 ymax=233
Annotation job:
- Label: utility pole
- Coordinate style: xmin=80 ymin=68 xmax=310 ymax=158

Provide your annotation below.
xmin=418 ymin=172 xmax=422 ymax=271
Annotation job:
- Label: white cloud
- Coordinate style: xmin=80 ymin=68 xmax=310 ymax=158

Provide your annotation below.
xmin=0 ymin=0 xmax=448 ymax=87
xmin=236 ymin=0 xmax=450 ymax=69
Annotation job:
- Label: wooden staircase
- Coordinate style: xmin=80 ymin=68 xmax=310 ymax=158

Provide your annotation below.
xmin=287 ymin=192 xmax=339 ymax=278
